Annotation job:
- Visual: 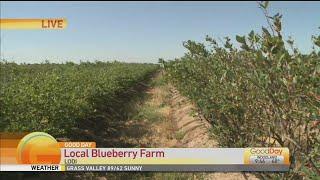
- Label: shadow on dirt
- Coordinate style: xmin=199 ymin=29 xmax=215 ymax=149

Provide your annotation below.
xmin=70 ymin=72 xmax=156 ymax=148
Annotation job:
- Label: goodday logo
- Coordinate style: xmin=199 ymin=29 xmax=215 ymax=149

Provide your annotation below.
xmin=16 ymin=132 xmax=61 ymax=164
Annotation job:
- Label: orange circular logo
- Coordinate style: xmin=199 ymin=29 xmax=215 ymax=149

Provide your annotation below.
xmin=16 ymin=132 xmax=61 ymax=164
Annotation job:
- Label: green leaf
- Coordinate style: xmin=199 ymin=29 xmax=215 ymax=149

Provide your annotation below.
xmin=293 ymin=76 xmax=297 ymax=84
xmin=236 ymin=35 xmax=246 ymax=44
xmin=249 ymin=30 xmax=254 ymax=39
xmin=262 ymin=27 xmax=271 ymax=37
xmin=264 ymin=1 xmax=269 ymax=9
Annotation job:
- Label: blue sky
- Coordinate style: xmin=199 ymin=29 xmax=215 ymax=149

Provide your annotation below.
xmin=1 ymin=1 xmax=319 ymax=64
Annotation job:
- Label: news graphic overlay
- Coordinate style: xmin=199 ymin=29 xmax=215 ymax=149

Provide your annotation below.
xmin=16 ymin=132 xmax=61 ymax=164
xmin=0 ymin=18 xmax=67 ymax=29
xmin=0 ymin=132 xmax=290 ymax=172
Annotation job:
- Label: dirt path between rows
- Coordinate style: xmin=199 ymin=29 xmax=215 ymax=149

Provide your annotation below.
xmin=16 ymin=73 xmax=259 ymax=180
xmin=117 ymin=73 xmax=259 ymax=180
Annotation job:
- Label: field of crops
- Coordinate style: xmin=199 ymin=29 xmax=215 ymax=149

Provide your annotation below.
xmin=164 ymin=4 xmax=319 ymax=179
xmin=0 ymin=61 xmax=158 ymax=139
xmin=0 ymin=2 xmax=319 ymax=179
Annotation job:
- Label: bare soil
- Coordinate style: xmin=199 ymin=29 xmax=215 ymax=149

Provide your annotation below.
xmin=115 ymin=73 xmax=259 ymax=180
